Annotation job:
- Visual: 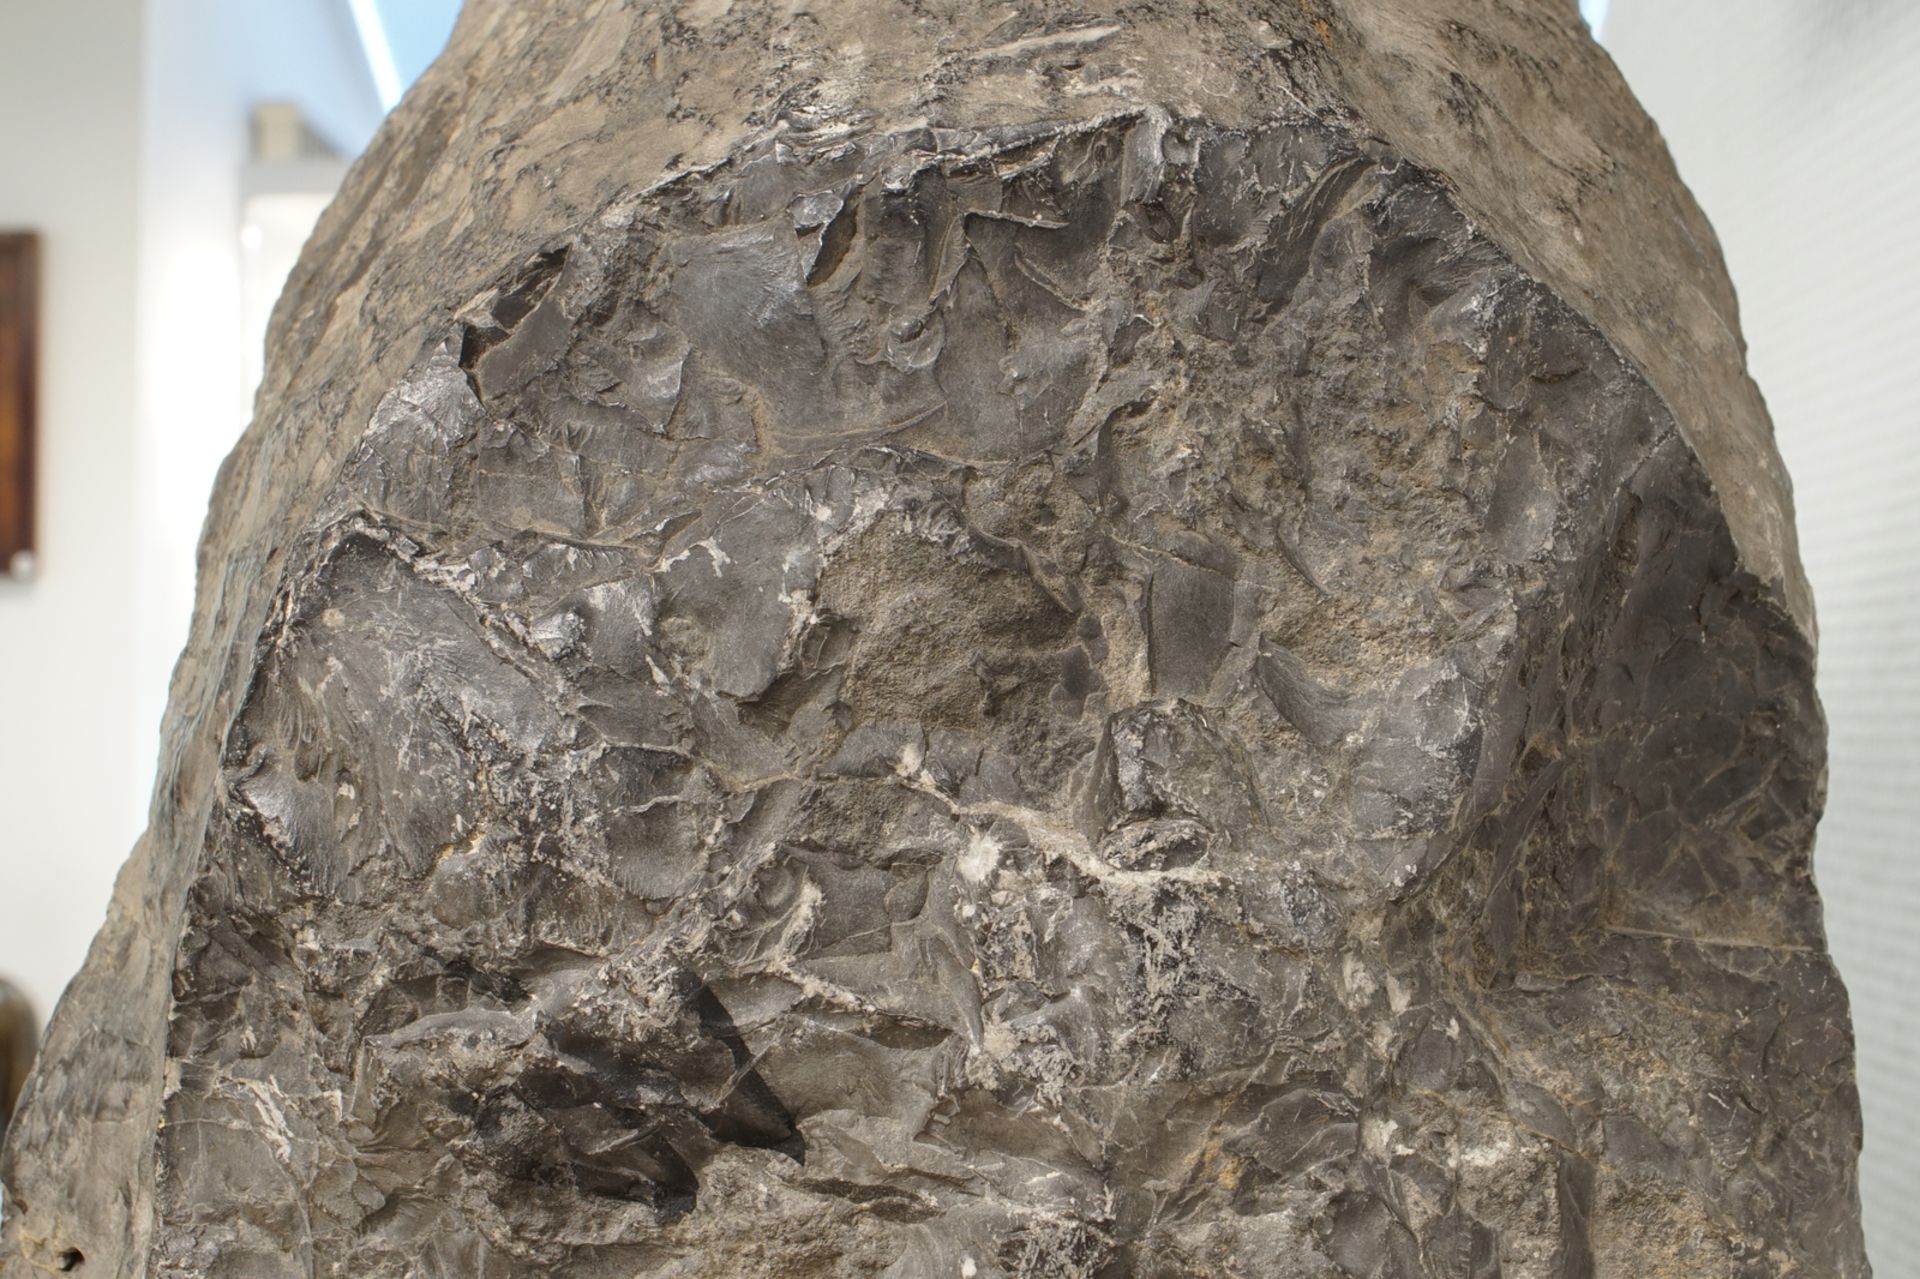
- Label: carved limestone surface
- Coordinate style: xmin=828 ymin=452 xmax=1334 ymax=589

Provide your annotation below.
xmin=1 ymin=2 xmax=1867 ymax=1276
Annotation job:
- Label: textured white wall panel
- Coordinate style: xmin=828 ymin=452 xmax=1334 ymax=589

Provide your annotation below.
xmin=0 ymin=0 xmax=145 ymax=1032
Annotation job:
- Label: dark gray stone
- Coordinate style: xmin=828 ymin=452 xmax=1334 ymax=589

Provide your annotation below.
xmin=1 ymin=2 xmax=1867 ymax=1276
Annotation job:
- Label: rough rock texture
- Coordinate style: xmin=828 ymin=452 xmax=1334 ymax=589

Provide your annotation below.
xmin=0 ymin=1 xmax=1868 ymax=1275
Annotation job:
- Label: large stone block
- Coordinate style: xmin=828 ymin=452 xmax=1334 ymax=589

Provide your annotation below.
xmin=1 ymin=2 xmax=1866 ymax=1275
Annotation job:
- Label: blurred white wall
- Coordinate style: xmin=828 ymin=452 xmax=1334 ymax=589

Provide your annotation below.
xmin=1604 ymin=1 xmax=1920 ymax=1269
xmin=0 ymin=0 xmax=145 ymax=1028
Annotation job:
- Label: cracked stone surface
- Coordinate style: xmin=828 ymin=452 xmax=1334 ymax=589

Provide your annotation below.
xmin=0 ymin=1 xmax=1867 ymax=1276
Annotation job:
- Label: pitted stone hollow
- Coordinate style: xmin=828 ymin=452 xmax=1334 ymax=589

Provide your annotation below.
xmin=1 ymin=27 xmax=1865 ymax=1279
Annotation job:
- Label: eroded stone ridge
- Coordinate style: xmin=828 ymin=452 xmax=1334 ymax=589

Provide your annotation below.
xmin=5 ymin=102 xmax=1866 ymax=1279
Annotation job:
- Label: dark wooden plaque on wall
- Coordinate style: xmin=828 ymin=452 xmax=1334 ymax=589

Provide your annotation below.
xmin=1 ymin=233 xmax=38 ymax=578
